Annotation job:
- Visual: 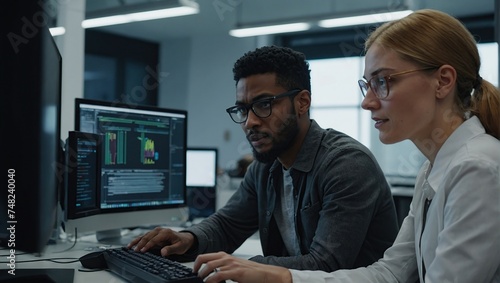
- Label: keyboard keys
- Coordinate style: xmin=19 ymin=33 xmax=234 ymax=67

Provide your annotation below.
xmin=103 ymin=247 xmax=203 ymax=283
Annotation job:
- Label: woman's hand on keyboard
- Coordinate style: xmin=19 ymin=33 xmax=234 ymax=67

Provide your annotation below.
xmin=127 ymin=227 xmax=195 ymax=257
xmin=193 ymin=251 xmax=292 ymax=283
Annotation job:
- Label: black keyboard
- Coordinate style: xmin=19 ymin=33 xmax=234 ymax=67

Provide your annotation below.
xmin=103 ymin=247 xmax=203 ymax=283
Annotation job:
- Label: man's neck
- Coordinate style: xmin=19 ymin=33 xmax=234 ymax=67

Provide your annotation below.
xmin=278 ymin=119 xmax=311 ymax=169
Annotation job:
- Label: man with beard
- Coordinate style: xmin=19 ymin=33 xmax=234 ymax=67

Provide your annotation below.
xmin=128 ymin=46 xmax=399 ymax=272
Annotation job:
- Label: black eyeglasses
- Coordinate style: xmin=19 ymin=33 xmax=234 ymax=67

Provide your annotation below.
xmin=226 ymin=89 xmax=302 ymax=124
xmin=358 ymin=67 xmax=437 ymax=99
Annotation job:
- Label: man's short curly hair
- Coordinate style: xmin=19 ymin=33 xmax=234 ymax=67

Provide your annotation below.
xmin=233 ymin=45 xmax=311 ymax=92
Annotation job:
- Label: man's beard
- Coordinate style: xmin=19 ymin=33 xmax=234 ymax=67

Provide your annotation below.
xmin=250 ymin=114 xmax=299 ymax=164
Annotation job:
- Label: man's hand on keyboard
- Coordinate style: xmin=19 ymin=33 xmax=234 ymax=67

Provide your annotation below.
xmin=127 ymin=227 xmax=196 ymax=257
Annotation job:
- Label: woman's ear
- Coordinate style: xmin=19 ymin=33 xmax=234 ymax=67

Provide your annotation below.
xmin=435 ymin=64 xmax=457 ymax=99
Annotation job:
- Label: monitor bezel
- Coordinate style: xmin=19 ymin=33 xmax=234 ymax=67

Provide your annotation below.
xmin=185 ymin=147 xmax=218 ymax=220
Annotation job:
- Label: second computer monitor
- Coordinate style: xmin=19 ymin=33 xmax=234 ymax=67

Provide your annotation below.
xmin=66 ymin=99 xmax=189 ymax=242
xmin=186 ymin=148 xmax=218 ymax=221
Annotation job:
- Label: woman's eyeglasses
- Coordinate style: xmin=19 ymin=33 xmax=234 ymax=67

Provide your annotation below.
xmin=358 ymin=67 xmax=437 ymax=99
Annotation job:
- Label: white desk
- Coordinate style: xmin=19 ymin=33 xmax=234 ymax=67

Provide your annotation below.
xmin=1 ymin=228 xmax=262 ymax=283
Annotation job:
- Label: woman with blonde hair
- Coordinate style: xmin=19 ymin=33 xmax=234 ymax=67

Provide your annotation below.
xmin=193 ymin=9 xmax=500 ymax=283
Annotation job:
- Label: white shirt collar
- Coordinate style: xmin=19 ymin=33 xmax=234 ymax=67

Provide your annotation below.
xmin=426 ymin=116 xmax=485 ymax=194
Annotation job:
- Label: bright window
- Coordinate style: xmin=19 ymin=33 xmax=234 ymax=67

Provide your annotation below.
xmin=309 ymin=56 xmax=370 ymax=148
xmin=478 ymin=42 xmax=498 ymax=87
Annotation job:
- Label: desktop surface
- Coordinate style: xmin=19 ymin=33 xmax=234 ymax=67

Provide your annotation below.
xmin=0 ymin=268 xmax=75 ymax=283
xmin=0 ymin=227 xmax=261 ymax=283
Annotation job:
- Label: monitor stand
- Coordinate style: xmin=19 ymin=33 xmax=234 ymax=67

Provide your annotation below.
xmin=95 ymin=229 xmax=136 ymax=246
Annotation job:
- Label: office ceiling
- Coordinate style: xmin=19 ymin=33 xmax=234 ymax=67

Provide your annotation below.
xmin=84 ymin=0 xmax=495 ymax=42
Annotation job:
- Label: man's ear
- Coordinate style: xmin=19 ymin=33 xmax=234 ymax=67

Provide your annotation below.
xmin=435 ymin=64 xmax=457 ymax=99
xmin=296 ymin=90 xmax=311 ymax=116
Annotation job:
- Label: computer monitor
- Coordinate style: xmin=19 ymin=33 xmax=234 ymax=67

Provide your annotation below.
xmin=0 ymin=2 xmax=62 ymax=254
xmin=186 ymin=148 xmax=218 ymax=221
xmin=66 ymin=99 xmax=189 ymax=243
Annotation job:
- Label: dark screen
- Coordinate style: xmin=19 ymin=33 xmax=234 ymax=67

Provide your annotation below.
xmin=0 ymin=1 xmax=62 ymax=253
